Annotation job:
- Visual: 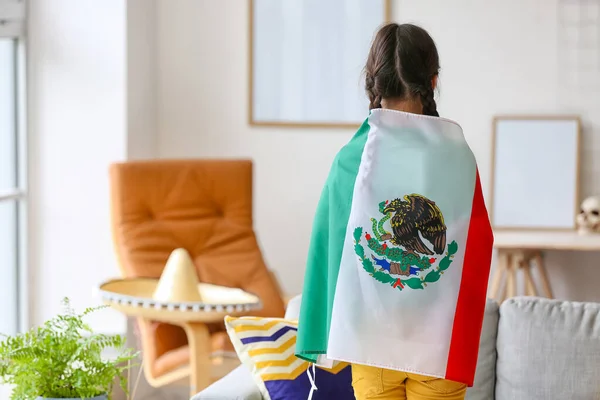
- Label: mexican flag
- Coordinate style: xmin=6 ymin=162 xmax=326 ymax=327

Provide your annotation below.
xmin=296 ymin=109 xmax=493 ymax=386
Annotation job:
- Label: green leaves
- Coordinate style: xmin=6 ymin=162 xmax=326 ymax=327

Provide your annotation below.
xmin=353 ymin=227 xmax=363 ymax=242
xmin=354 ymin=243 xmax=365 ymax=260
xmin=355 ymin=225 xmax=460 ymax=293
xmin=363 ymin=258 xmax=375 ymax=274
xmin=0 ymin=298 xmax=137 ymax=400
xmin=388 ymin=250 xmax=404 ymax=262
xmin=425 ymin=270 xmax=441 ymax=283
xmin=439 ymin=241 xmax=459 ymax=271
xmin=372 ymin=270 xmax=394 ymax=284
xmin=448 ymin=240 xmax=458 ymax=255
xmin=404 ymin=278 xmax=424 ymax=290
xmin=438 ymin=257 xmax=452 ymax=271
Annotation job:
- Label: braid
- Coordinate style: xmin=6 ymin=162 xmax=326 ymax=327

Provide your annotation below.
xmin=419 ymin=86 xmax=439 ymax=117
xmin=370 ymin=95 xmax=382 ymax=110
xmin=365 ymin=73 xmax=382 ymax=110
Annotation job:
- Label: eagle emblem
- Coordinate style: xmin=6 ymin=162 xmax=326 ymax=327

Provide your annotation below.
xmin=383 ymin=194 xmax=447 ymax=256
xmin=353 ymin=194 xmax=458 ymax=291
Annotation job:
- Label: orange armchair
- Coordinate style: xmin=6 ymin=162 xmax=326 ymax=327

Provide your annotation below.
xmin=109 ymin=159 xmax=285 ymax=390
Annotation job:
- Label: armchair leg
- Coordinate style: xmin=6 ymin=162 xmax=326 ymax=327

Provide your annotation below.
xmin=182 ymin=322 xmax=212 ymax=397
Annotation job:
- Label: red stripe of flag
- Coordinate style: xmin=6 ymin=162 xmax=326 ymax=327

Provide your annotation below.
xmin=445 ymin=169 xmax=494 ymax=386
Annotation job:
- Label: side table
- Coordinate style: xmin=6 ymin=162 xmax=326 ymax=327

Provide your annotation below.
xmin=489 ymin=230 xmax=600 ymax=302
xmin=99 ymin=280 xmax=262 ymax=397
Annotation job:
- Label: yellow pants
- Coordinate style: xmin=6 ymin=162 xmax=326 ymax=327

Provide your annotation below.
xmin=351 ymin=364 xmax=467 ymax=400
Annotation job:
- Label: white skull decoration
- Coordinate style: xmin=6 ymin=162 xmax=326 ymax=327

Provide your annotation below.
xmin=577 ymin=196 xmax=600 ymax=235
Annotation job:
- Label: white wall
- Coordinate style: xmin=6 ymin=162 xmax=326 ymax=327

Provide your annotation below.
xmin=28 ymin=0 xmax=128 ymax=332
xmin=155 ymin=0 xmax=600 ymax=301
xmin=25 ymin=0 xmax=600 ymax=333
xmin=28 ymin=0 xmax=162 ymax=331
xmin=156 ymin=0 xmax=352 ymax=297
xmin=127 ymin=0 xmax=158 ymax=160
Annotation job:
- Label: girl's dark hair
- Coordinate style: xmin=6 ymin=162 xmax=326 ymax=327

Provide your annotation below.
xmin=365 ymin=23 xmax=440 ymax=116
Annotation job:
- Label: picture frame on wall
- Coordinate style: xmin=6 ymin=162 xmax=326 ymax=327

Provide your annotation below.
xmin=490 ymin=115 xmax=581 ymax=230
xmin=248 ymin=0 xmax=392 ymax=128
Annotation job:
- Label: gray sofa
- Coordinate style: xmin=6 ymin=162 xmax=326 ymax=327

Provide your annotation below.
xmin=193 ymin=296 xmax=600 ymax=400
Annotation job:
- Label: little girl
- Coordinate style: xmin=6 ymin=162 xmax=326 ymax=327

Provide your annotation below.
xmin=296 ymin=23 xmax=494 ymax=400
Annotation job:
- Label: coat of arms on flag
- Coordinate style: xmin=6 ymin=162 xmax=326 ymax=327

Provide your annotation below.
xmin=353 ymin=195 xmax=459 ymax=291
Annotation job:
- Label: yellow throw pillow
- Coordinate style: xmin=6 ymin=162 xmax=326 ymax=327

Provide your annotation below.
xmin=224 ymin=316 xmax=354 ymax=400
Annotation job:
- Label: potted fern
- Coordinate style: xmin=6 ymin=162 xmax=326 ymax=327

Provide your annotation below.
xmin=0 ymin=298 xmax=136 ymax=400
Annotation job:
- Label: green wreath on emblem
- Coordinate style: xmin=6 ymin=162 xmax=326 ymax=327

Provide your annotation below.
xmin=354 ymin=197 xmax=459 ymax=291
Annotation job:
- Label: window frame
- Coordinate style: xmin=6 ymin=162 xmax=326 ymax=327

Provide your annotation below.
xmin=0 ymin=0 xmax=28 ymax=333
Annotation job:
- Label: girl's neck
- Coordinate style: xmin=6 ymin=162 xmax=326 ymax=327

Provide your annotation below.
xmin=381 ymin=98 xmax=423 ymax=115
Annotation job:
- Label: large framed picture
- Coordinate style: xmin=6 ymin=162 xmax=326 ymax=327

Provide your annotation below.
xmin=490 ymin=116 xmax=581 ymax=230
xmin=249 ymin=0 xmax=391 ymax=128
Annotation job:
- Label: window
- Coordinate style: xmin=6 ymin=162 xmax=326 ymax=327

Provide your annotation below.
xmin=0 ymin=0 xmax=26 ymax=335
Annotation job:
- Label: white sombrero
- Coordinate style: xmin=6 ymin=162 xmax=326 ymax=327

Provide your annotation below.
xmin=99 ymin=248 xmax=262 ymax=323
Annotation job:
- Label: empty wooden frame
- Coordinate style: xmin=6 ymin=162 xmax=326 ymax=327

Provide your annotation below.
xmin=490 ymin=116 xmax=581 ymax=230
xmin=249 ymin=0 xmax=392 ymax=128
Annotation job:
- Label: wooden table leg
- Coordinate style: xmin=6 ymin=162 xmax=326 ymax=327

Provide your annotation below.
xmin=506 ymin=253 xmax=517 ymax=299
xmin=489 ymin=251 xmax=507 ymax=301
xmin=521 ymin=256 xmax=538 ymax=296
xmin=494 ymin=248 xmax=554 ymax=300
xmin=534 ymin=252 xmax=554 ymax=298
xmin=500 ymin=252 xmax=512 ymax=303
xmin=183 ymin=322 xmax=212 ymax=397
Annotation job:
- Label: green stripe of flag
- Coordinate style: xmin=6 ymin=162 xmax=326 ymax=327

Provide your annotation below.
xmin=296 ymin=118 xmax=371 ymax=362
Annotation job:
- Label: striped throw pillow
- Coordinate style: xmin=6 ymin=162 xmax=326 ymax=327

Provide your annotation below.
xmin=224 ymin=316 xmax=354 ymax=400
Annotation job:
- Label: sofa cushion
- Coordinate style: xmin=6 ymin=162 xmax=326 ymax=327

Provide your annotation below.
xmin=466 ymin=299 xmax=499 ymax=400
xmin=191 ymin=364 xmax=262 ymax=400
xmin=496 ymin=297 xmax=600 ymax=400
xmin=284 ymin=295 xmax=302 ymax=320
xmin=224 ymin=316 xmax=354 ymax=400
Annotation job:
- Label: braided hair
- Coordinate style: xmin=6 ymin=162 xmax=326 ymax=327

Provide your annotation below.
xmin=364 ymin=23 xmax=440 ymax=117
